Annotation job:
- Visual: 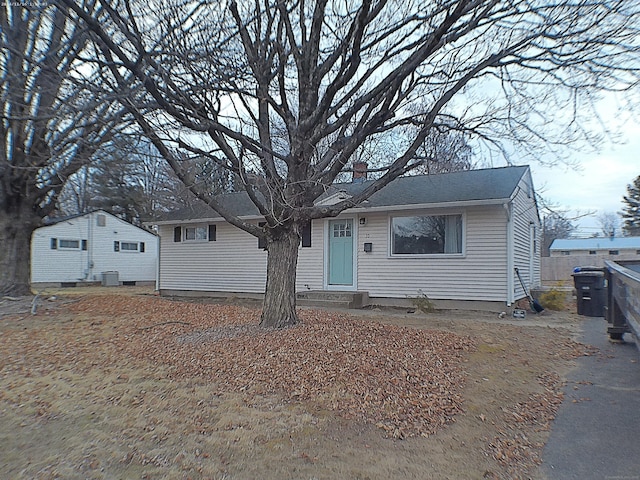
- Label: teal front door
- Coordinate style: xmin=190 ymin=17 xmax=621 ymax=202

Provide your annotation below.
xmin=328 ymin=219 xmax=354 ymax=286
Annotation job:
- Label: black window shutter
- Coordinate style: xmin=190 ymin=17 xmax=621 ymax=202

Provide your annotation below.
xmin=173 ymin=226 xmax=181 ymax=242
xmin=114 ymin=241 xmax=120 ymax=252
xmin=208 ymin=224 xmax=216 ymax=241
xmin=301 ymin=220 xmax=312 ymax=247
xmin=82 ymin=240 xmax=88 ymax=251
xmin=140 ymin=242 xmax=145 ymax=253
xmin=258 ymin=222 xmax=267 ymax=250
xmin=51 ymin=238 xmax=57 ymax=249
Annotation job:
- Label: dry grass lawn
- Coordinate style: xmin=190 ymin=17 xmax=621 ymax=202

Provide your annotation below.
xmin=0 ymin=287 xmax=589 ymax=479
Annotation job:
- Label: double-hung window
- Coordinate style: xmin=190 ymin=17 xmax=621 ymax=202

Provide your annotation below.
xmin=391 ymin=214 xmax=462 ymax=255
xmin=184 ymin=226 xmax=208 ymax=241
xmin=173 ymin=225 xmax=216 ymax=243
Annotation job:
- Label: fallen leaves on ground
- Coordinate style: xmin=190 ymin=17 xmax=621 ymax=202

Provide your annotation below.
xmin=68 ymin=295 xmax=475 ymax=438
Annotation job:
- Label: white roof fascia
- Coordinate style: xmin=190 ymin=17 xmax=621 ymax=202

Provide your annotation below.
xmin=147 ymin=197 xmax=513 ymax=227
xmin=147 ymin=214 xmax=264 ymax=227
xmin=343 ymin=197 xmax=512 ymax=214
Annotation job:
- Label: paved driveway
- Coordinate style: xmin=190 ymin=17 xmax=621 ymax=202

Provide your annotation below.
xmin=541 ymin=317 xmax=640 ymax=480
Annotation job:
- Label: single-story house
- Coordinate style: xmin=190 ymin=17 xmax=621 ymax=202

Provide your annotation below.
xmin=151 ymin=165 xmax=541 ymax=311
xmin=31 ymin=210 xmax=158 ymax=287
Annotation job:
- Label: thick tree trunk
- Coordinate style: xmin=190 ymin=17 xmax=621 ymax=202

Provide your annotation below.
xmin=260 ymin=227 xmax=301 ymax=328
xmin=0 ymin=206 xmax=39 ymax=296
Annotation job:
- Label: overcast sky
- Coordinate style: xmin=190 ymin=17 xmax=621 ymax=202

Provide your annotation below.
xmin=531 ymin=121 xmax=639 ymax=237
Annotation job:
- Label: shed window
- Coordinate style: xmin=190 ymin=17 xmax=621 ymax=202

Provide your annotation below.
xmin=561 ymin=251 xmax=570 ymax=256
xmin=121 ymin=242 xmax=139 ymax=251
xmin=589 ymin=250 xmax=597 ymax=255
xmin=391 ymin=214 xmax=462 ymax=255
xmin=609 ymin=250 xmax=619 ymax=255
xmin=59 ymin=239 xmax=80 ymax=249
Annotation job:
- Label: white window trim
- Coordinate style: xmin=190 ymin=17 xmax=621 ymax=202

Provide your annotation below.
xmin=59 ymin=239 xmax=81 ymax=249
xmin=120 ymin=241 xmax=139 ymax=252
xmin=183 ymin=225 xmax=208 ymax=242
xmin=387 ymin=211 xmax=466 ymax=258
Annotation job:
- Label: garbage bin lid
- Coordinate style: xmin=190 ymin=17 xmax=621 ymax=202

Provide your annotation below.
xmin=572 ymin=271 xmax=604 ymax=277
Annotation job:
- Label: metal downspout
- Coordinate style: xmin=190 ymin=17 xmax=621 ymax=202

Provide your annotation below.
xmin=505 ymin=202 xmax=514 ymax=306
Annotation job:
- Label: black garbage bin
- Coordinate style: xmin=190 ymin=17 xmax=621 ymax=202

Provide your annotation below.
xmin=572 ymin=269 xmax=606 ymax=317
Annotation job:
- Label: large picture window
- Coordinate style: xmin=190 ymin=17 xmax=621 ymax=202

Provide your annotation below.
xmin=391 ymin=214 xmax=462 ymax=255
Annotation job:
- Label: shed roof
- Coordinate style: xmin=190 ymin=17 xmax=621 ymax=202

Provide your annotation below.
xmin=156 ymin=165 xmax=530 ymax=223
xmin=550 ymin=237 xmax=640 ymax=251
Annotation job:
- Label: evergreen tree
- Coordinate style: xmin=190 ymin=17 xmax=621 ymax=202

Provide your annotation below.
xmin=622 ymin=175 xmax=640 ymax=236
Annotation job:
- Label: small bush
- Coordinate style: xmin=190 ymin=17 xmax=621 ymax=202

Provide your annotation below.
xmin=538 ymin=289 xmax=566 ymax=311
xmin=409 ymin=289 xmax=436 ymax=313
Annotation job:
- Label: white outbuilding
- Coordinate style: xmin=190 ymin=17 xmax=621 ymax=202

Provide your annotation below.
xmin=31 ymin=210 xmax=158 ymax=287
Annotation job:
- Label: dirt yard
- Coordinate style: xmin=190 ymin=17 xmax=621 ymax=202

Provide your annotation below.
xmin=0 ymin=287 xmax=590 ymax=479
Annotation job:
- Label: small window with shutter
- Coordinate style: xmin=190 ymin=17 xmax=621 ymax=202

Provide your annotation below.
xmin=301 ymin=220 xmax=312 ymax=248
xmin=258 ymin=222 xmax=267 ymax=250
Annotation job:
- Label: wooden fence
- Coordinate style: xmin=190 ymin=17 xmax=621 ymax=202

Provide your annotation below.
xmin=543 ymin=255 xmax=640 ymax=283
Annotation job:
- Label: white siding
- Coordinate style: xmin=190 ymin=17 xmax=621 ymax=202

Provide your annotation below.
xmin=31 ymin=211 xmax=158 ymax=283
xmin=157 ymin=174 xmax=542 ymax=305
xmin=355 ymin=205 xmax=509 ymax=301
xmin=511 ymin=173 xmax=542 ymax=299
xmin=158 ymin=220 xmax=325 ymax=293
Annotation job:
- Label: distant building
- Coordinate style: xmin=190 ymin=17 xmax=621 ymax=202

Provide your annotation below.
xmin=549 ymin=237 xmax=640 ymax=259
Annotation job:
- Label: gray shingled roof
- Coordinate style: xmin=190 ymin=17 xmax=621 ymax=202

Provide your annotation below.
xmin=157 ymin=165 xmax=529 ymax=222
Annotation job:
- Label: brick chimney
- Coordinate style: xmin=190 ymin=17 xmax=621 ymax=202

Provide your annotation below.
xmin=352 ymin=161 xmax=368 ymax=183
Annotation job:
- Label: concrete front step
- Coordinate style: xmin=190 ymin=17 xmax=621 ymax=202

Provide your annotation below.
xmin=296 ymin=290 xmax=368 ymax=309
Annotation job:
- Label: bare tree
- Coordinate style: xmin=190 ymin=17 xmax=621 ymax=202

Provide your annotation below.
xmin=0 ymin=3 xmax=125 ymax=295
xmin=60 ymin=0 xmax=639 ymax=327
xmin=542 ymin=213 xmax=575 ymax=256
xmin=597 ymin=211 xmax=621 ymax=238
